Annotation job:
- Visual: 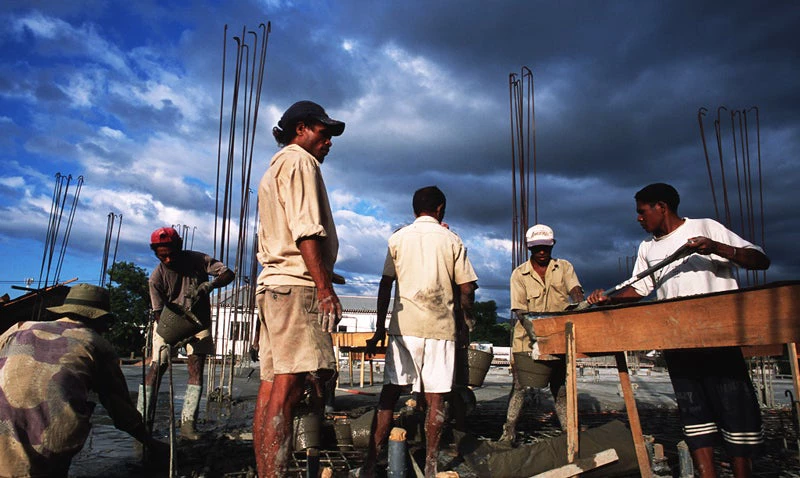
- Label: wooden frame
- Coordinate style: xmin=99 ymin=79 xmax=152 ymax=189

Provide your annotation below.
xmin=532 ymin=281 xmax=800 ymax=476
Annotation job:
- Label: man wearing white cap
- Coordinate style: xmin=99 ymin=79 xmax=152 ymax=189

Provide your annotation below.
xmin=499 ymin=224 xmax=584 ymax=443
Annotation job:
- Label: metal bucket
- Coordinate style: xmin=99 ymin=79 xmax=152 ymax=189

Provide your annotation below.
xmin=293 ymin=411 xmax=321 ymax=451
xmin=465 ymin=348 xmax=493 ymax=387
xmin=514 ymin=352 xmax=553 ymax=388
xmin=155 ymin=302 xmax=205 ymax=346
xmin=349 ymin=408 xmax=375 ymax=449
xmin=333 ymin=418 xmax=353 ymax=450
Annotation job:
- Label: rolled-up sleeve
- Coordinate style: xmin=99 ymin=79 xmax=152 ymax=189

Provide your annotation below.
xmin=282 ymin=160 xmax=328 ymax=242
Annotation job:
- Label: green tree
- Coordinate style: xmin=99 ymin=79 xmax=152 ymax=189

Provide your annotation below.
xmin=469 ymin=300 xmax=511 ymax=346
xmin=106 ymin=261 xmax=151 ymax=358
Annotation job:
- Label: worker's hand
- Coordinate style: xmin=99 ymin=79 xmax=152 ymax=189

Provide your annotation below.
xmin=317 ymin=287 xmax=342 ymax=333
xmin=365 ymin=330 xmax=386 ymax=357
xmin=586 ymin=289 xmax=610 ymax=305
xmin=195 ymin=281 xmax=213 ymax=297
xmin=686 ymin=236 xmax=717 ymax=255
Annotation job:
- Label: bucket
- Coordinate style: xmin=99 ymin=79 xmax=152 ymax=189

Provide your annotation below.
xmin=513 ymin=352 xmax=553 ymax=388
xmin=293 ymin=411 xmax=322 ymax=450
xmin=333 ymin=418 xmax=353 ymax=450
xmin=156 ymin=302 xmax=206 ymax=346
xmin=349 ymin=408 xmax=375 ymax=449
xmin=465 ymin=348 xmax=493 ymax=387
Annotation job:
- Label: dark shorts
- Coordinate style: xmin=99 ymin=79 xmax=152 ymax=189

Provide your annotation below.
xmin=665 ymin=347 xmax=763 ymax=456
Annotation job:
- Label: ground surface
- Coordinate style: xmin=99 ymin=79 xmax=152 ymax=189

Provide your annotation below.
xmin=68 ymin=363 xmax=800 ymax=477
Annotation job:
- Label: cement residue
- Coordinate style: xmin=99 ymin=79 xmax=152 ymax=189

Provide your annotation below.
xmin=66 ymin=364 xmax=800 ymax=477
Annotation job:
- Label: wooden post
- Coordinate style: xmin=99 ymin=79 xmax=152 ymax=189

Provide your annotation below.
xmin=787 ymin=342 xmax=800 ymax=459
xmin=360 ymin=351 xmax=366 ymax=387
xmin=615 ymin=351 xmax=651 ymax=476
xmin=566 ymin=321 xmax=579 ymax=463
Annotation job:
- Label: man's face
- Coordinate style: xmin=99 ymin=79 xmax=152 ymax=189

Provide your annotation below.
xmin=636 ymin=200 xmax=665 ymax=234
xmin=293 ymin=122 xmax=334 ymax=162
xmin=154 ymin=245 xmax=180 ymax=268
xmin=529 ymin=245 xmax=553 ymax=266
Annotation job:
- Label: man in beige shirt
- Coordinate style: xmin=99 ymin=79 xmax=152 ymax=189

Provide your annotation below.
xmin=252 ymin=100 xmax=345 ymax=478
xmin=363 ymin=186 xmax=478 ymax=477
xmin=500 ymin=224 xmax=584 ymax=443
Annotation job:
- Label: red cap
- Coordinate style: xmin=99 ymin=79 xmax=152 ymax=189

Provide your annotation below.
xmin=150 ymin=227 xmax=182 ymax=249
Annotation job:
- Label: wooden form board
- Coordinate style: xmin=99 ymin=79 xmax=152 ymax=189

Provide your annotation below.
xmin=531 ymin=281 xmax=800 ymax=477
xmin=533 ymin=281 xmax=800 ymax=355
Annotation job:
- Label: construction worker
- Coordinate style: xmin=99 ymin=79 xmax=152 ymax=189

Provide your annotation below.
xmin=0 ymin=284 xmax=168 ymax=476
xmin=363 ymin=186 xmax=478 ymax=477
xmin=253 ymin=100 xmax=346 ymax=477
xmin=588 ymin=183 xmax=770 ymax=478
xmin=137 ymin=226 xmax=234 ymax=440
xmin=500 ymin=224 xmax=584 ymax=442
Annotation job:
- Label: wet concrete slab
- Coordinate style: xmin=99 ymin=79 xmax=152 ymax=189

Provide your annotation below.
xmin=68 ymin=364 xmax=800 ymax=477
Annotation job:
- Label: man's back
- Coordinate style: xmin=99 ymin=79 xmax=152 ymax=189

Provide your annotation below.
xmin=0 ymin=319 xmax=121 ymax=473
xmin=385 ymin=216 xmax=477 ymax=341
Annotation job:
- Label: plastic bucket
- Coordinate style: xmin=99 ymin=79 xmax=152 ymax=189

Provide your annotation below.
xmin=293 ymin=411 xmax=321 ymax=450
xmin=156 ymin=302 xmax=206 ymax=346
xmin=465 ymin=348 xmax=493 ymax=387
xmin=513 ymin=352 xmax=553 ymax=388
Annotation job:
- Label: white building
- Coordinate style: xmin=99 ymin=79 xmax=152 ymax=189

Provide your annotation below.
xmin=210 ymin=288 xmax=391 ymax=360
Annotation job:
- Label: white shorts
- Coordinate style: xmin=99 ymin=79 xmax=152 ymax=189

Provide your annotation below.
xmin=384 ymin=335 xmax=455 ymax=394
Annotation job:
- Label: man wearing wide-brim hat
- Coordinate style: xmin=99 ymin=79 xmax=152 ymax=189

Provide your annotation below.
xmin=0 ymin=283 xmax=168 ymax=477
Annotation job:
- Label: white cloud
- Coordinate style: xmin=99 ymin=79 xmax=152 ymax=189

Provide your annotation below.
xmin=0 ymin=176 xmax=25 ymax=189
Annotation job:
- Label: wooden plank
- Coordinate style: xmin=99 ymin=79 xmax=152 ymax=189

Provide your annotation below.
xmin=529 ymin=448 xmax=619 ymax=478
xmin=565 ymin=322 xmax=579 ymax=463
xmin=616 ymin=352 xmax=651 ymax=477
xmin=533 ymin=282 xmax=800 ymax=355
xmin=742 ymin=344 xmax=784 ymax=357
xmin=331 ymin=332 xmax=375 ymax=348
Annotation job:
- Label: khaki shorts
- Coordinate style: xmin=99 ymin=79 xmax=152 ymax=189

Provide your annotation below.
xmin=151 ymin=322 xmax=214 ymax=364
xmin=384 ymin=335 xmax=455 ymax=394
xmin=257 ymin=286 xmax=336 ymax=382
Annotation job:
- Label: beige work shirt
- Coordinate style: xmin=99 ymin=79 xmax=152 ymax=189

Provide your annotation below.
xmin=510 ymin=258 xmax=581 ymax=354
xmin=256 ymin=144 xmax=338 ymax=288
xmin=383 ymin=216 xmax=479 ymax=341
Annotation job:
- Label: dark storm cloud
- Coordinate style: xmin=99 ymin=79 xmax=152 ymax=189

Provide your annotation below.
xmin=1 ymin=0 xmax=797 ymax=307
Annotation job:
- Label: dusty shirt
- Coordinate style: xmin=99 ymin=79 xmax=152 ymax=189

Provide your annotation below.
xmin=510 ymin=258 xmax=582 ymax=354
xmin=631 ymin=218 xmax=763 ymax=299
xmin=0 ymin=319 xmax=141 ymax=477
xmin=149 ymin=250 xmax=230 ymax=324
xmin=383 ymin=216 xmax=479 ymax=341
xmin=256 ymin=144 xmax=338 ymax=289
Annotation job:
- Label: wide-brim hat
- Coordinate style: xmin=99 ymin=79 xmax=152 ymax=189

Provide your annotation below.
xmin=278 ymin=100 xmax=345 ymax=136
xmin=47 ymin=283 xmax=114 ymax=320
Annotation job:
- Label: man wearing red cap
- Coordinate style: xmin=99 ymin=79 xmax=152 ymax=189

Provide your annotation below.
xmin=137 ymin=226 xmax=234 ymax=440
xmin=500 ymin=224 xmax=584 ymax=443
xmin=253 ymin=101 xmax=345 ymax=477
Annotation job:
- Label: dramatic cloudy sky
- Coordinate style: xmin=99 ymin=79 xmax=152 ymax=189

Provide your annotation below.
xmin=1 ymin=1 xmax=798 ymax=314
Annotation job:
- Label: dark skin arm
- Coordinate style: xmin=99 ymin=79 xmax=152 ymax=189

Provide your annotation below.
xmin=456 ymin=281 xmax=477 ymax=348
xmin=587 ymin=236 xmax=769 ymax=305
xmin=685 ymin=236 xmax=770 ymax=270
xmin=366 ymin=275 xmax=394 ymax=355
xmin=211 ymin=269 xmax=235 ymax=289
xmin=298 ymin=236 xmax=341 ymax=332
